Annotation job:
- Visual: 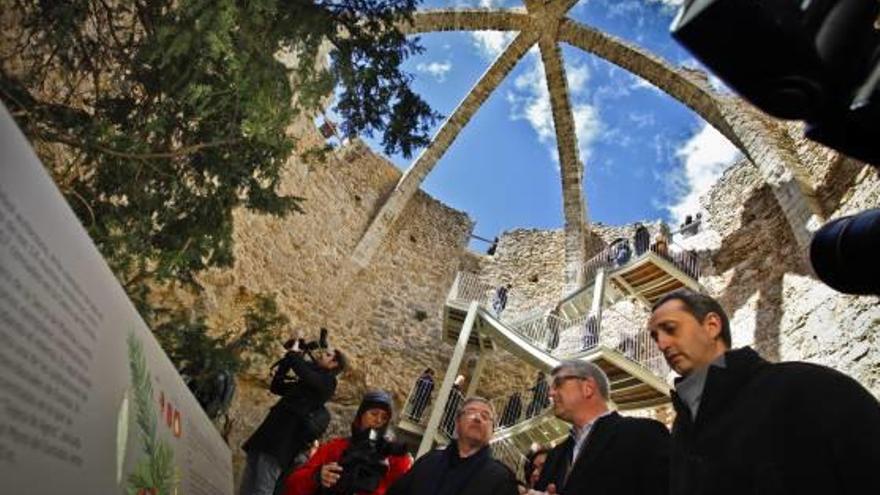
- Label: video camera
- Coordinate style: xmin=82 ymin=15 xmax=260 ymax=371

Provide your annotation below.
xmin=671 ymin=0 xmax=880 ymax=296
xmin=282 ymin=327 xmax=330 ymax=359
xmin=321 ymin=429 xmax=408 ymax=495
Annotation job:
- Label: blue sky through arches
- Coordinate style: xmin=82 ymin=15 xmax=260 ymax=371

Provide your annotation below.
xmin=349 ymin=0 xmax=741 ymax=250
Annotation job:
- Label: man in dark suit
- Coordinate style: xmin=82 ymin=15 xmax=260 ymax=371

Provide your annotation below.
xmin=388 ymin=397 xmax=518 ymax=495
xmin=648 ymin=289 xmax=880 ymax=495
xmin=533 ymin=360 xmax=669 ymax=495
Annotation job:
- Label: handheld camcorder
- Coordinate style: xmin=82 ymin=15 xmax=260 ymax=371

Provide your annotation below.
xmin=671 ymin=0 xmax=880 ymax=296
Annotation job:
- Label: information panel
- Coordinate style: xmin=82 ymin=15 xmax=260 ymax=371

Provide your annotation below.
xmin=0 ymin=104 xmax=233 ymax=494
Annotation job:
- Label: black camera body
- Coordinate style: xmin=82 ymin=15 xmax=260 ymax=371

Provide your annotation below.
xmin=282 ymin=327 xmax=330 ymax=357
xmin=670 ymin=0 xmax=880 ymax=296
xmin=321 ymin=430 xmax=408 ymax=495
xmin=671 ymin=0 xmax=880 ymax=164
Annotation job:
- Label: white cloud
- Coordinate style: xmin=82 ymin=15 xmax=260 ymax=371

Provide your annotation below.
xmin=566 ymin=63 xmax=591 ymax=96
xmin=573 ymin=104 xmax=602 ymax=160
xmin=507 ymin=51 xmax=602 ymax=165
xmin=471 ymin=31 xmax=516 ymax=60
xmin=629 ymin=74 xmax=662 ymax=94
xmin=416 ymin=60 xmax=453 ymax=82
xmin=628 ymin=111 xmax=656 ymax=128
xmin=666 ymin=124 xmax=741 ymax=224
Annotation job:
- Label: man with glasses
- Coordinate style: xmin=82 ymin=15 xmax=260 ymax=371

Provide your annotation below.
xmin=531 ymin=360 xmax=669 ymax=495
xmin=387 ymin=397 xmax=518 ymax=495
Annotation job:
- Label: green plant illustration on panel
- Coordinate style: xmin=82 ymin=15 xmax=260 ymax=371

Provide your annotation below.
xmin=127 ymin=334 xmax=178 ymax=495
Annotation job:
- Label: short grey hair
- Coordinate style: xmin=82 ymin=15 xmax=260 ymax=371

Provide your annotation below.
xmin=456 ymin=396 xmax=496 ymax=422
xmin=551 ymin=360 xmax=610 ymax=400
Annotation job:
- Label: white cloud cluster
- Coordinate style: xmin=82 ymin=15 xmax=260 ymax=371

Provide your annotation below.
xmin=505 ymin=49 xmax=601 ymax=165
xmin=666 ymin=123 xmax=741 ymax=224
xmin=416 ymin=60 xmax=453 ymax=82
xmin=471 ymin=31 xmax=517 ymax=60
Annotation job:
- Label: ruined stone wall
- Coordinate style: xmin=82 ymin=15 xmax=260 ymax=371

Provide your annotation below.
xmin=198 ymin=122 xmax=483 ymax=477
xmin=695 ymin=146 xmax=880 ymax=397
xmin=199 ymin=112 xmax=878 ymax=486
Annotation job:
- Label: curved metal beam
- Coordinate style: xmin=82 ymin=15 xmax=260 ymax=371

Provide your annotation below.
xmin=350 ymin=30 xmax=540 ymax=268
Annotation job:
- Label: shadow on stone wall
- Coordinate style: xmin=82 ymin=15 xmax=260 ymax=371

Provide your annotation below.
xmin=815 ymin=157 xmax=870 ymax=215
xmin=711 ymin=184 xmax=812 ymax=362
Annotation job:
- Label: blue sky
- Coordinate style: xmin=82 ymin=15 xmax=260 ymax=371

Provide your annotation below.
xmin=351 ymin=0 xmax=741 ymax=249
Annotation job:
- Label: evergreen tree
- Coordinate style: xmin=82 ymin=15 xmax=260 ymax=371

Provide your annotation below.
xmin=1 ymin=0 xmax=437 ymax=404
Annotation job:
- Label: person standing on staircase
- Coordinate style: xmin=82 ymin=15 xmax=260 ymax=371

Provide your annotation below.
xmin=493 ymin=283 xmax=511 ymax=317
xmin=441 ymin=374 xmax=466 ymax=438
xmin=525 ymin=371 xmax=549 ymax=418
xmin=648 ymin=288 xmax=880 ymax=495
xmin=500 ymin=391 xmax=523 ymax=427
xmin=532 ymin=360 xmax=669 ymax=495
xmin=408 ymin=368 xmax=434 ymax=423
xmin=387 ymin=397 xmax=518 ymax=495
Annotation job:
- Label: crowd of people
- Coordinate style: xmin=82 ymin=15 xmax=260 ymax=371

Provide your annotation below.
xmin=240 ymin=289 xmax=880 ymax=495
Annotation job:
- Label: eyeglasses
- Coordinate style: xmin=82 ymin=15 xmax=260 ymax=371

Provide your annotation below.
xmin=550 ymin=374 xmax=587 ymax=389
xmin=460 ymin=409 xmax=494 ymax=422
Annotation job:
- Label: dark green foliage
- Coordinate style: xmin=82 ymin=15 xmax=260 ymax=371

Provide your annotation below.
xmin=1 ymin=1 xmax=436 ymax=395
xmin=153 ymin=294 xmax=287 ymax=378
xmin=1 ymin=0 xmax=437 ymax=302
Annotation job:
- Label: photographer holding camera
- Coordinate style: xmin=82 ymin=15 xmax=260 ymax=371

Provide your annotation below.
xmin=283 ymin=390 xmax=412 ymax=495
xmin=240 ymin=330 xmax=347 ymax=495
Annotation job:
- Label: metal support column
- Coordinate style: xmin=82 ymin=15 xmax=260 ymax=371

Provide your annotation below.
xmin=417 ymin=301 xmax=479 ymax=458
xmin=590 ymin=268 xmax=606 ymax=323
xmin=465 ymin=348 xmax=489 ymax=398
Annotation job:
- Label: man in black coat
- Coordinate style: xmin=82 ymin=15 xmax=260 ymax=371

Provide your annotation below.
xmin=533 ymin=360 xmax=670 ymax=495
xmin=387 ymin=397 xmax=518 ymax=495
xmin=239 ymin=344 xmax=347 ymax=495
xmin=648 ymin=288 xmax=880 ymax=495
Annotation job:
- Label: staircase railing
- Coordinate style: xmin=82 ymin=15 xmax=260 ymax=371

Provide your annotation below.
xmin=572 ymin=238 xmax=701 ymax=296
xmin=490 ymin=382 xmax=551 ymax=431
xmin=446 ymin=271 xmax=670 ymax=377
xmin=490 ymin=438 xmax=528 ymax=482
xmin=448 ymin=271 xmax=494 ymax=307
xmin=401 ymin=372 xmax=552 ymax=435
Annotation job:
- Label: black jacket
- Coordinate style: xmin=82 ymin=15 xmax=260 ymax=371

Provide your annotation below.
xmin=387 ymin=443 xmax=518 ymax=495
xmin=670 ymin=346 xmax=880 ymax=495
xmin=536 ymin=411 xmax=670 ymax=495
xmin=242 ymin=352 xmax=337 ymax=466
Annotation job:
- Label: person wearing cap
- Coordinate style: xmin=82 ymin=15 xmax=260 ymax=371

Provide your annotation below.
xmin=283 ymin=390 xmax=412 ymax=495
xmin=648 ymin=289 xmax=880 ymax=495
xmin=387 ymin=396 xmax=518 ymax=495
xmin=532 ymin=360 xmax=669 ymax=495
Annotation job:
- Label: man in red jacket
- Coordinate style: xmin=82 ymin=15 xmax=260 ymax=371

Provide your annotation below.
xmin=284 ymin=390 xmax=412 ymax=495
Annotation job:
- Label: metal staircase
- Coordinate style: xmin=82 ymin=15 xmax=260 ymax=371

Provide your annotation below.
xmin=403 ymin=236 xmax=703 ymax=471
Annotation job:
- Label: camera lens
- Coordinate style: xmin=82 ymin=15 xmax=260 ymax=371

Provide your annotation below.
xmin=810 ymin=208 xmax=880 ymax=295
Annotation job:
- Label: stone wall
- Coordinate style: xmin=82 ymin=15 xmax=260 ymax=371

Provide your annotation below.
xmin=200 ymin=122 xmax=484 ymax=478
xmin=694 ymin=148 xmax=880 ymax=397
xmin=197 ymin=112 xmax=878 ymax=486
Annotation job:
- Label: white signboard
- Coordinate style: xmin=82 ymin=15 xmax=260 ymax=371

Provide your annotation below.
xmin=0 ymin=104 xmax=233 ymax=494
